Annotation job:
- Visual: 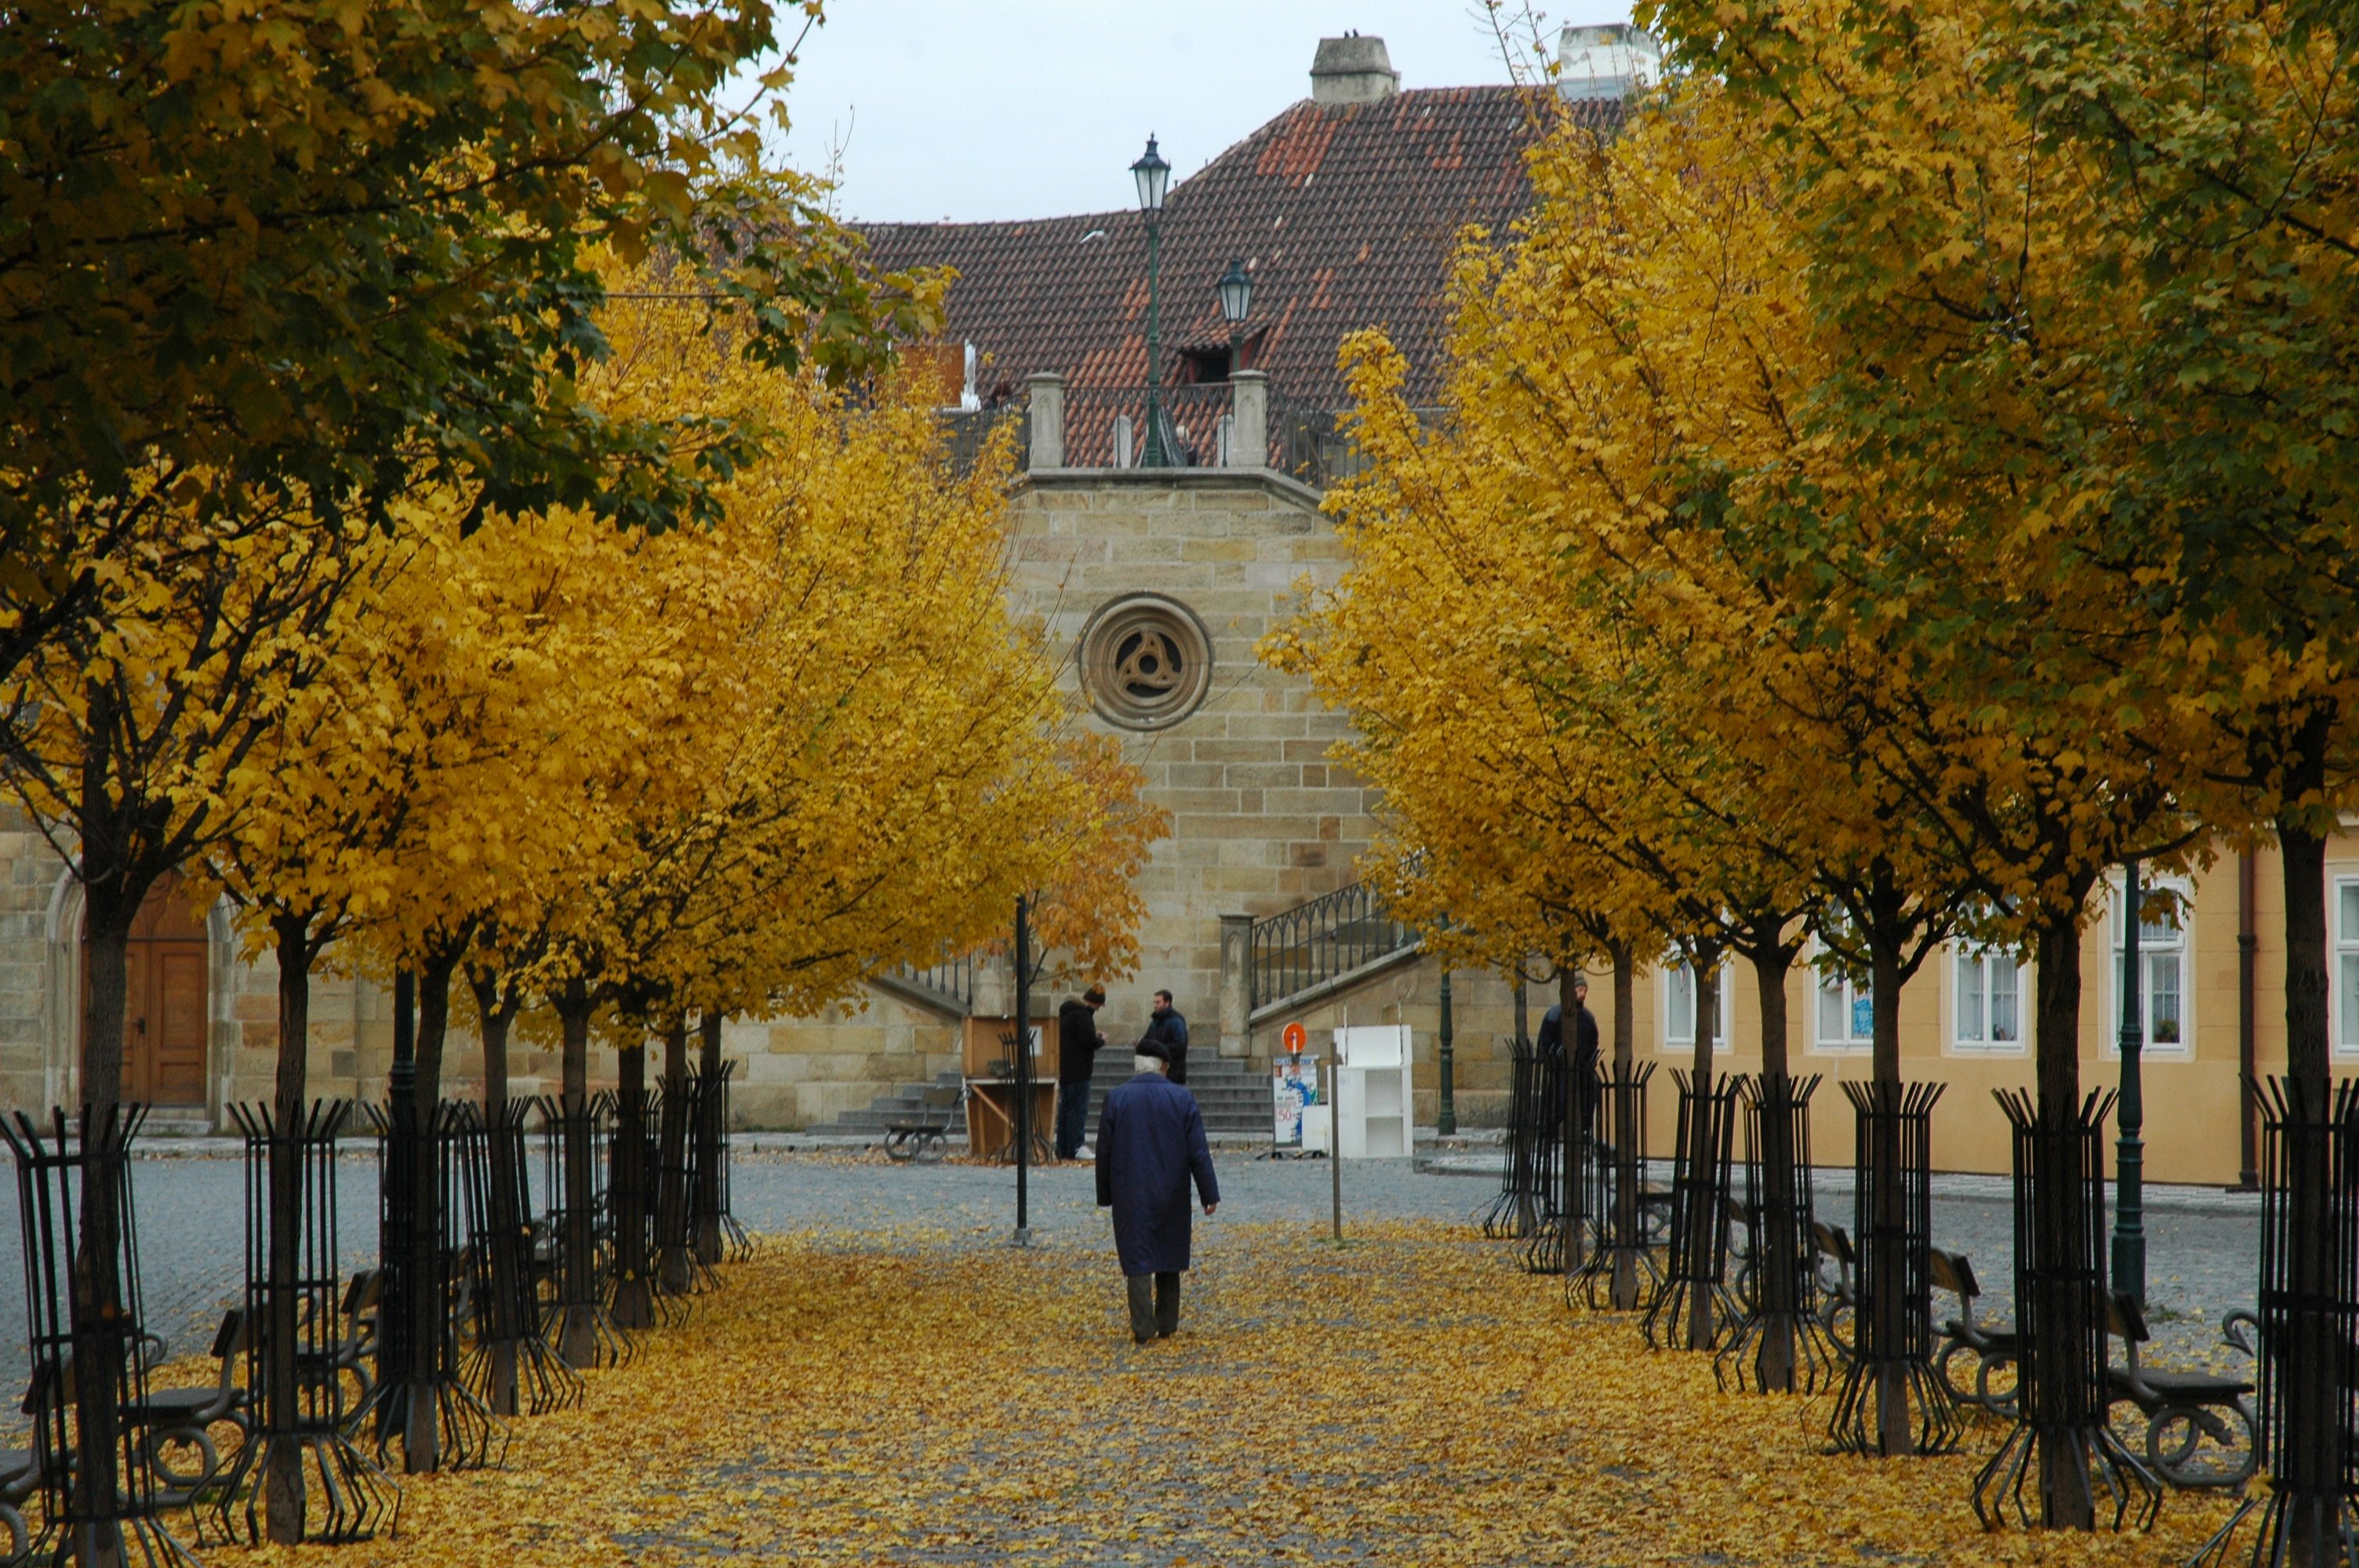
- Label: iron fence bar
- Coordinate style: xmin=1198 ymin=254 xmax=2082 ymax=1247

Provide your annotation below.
xmin=1248 ymin=881 xmax=1416 ymax=1014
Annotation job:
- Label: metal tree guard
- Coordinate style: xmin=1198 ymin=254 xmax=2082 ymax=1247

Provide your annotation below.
xmin=465 ymin=1101 xmax=581 ymax=1418
xmin=1481 ymin=1037 xmax=1549 ymax=1239
xmin=1572 ymin=1061 xmax=1661 ymax=1312
xmin=651 ymin=1078 xmax=712 ymax=1299
xmin=1525 ymin=1049 xmax=1598 ymax=1277
xmin=2194 ymin=1077 xmax=2359 ymax=1566
xmin=1972 ymin=1088 xmax=2157 ymax=1528
xmin=1828 ymin=1080 xmax=1961 ymax=1457
xmin=688 ymin=1063 xmax=751 ymax=1266
xmin=1517 ymin=1043 xmax=1572 ymax=1273
xmin=3 ymin=1105 xmax=194 ymax=1567
xmin=540 ymin=1092 xmax=629 ymax=1368
xmin=1645 ymin=1070 xmax=1742 ymax=1352
xmin=216 ymin=1099 xmax=398 ymax=1545
xmin=608 ymin=1050 xmax=663 ymax=1330
xmin=357 ymin=1100 xmax=507 ymax=1473
xmin=1717 ymin=1072 xmax=1837 ymax=1395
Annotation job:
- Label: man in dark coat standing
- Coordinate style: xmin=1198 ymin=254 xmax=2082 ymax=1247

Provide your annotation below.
xmin=1140 ymin=988 xmax=1190 ymax=1085
xmin=1056 ymin=985 xmax=1107 ymax=1160
xmin=1570 ymin=974 xmax=1602 ymax=1144
xmin=1095 ymin=1040 xmax=1219 ymax=1343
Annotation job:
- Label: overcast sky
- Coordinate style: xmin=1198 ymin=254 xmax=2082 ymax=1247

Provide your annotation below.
xmin=772 ymin=3 xmax=1624 ymax=223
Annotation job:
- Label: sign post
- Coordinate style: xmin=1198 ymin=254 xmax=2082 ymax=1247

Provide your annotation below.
xmin=1329 ymin=1054 xmax=1343 ymax=1242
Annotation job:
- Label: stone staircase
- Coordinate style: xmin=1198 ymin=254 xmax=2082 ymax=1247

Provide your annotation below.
xmin=1083 ymin=1053 xmax=1268 ymax=1137
xmin=823 ymin=1054 xmax=1270 ymax=1141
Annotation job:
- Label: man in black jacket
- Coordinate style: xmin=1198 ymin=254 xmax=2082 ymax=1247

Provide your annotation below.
xmin=1056 ymin=985 xmax=1107 ymax=1160
xmin=1140 ymin=989 xmax=1190 ymax=1085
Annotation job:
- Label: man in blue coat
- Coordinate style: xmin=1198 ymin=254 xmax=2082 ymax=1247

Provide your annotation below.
xmin=1095 ymin=1040 xmax=1220 ymax=1343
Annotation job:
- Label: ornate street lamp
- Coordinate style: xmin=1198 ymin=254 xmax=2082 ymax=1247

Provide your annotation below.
xmin=1131 ymin=135 xmax=1172 ymax=466
xmin=2113 ymin=859 xmax=2147 ymax=1306
xmin=1216 ymin=256 xmax=1252 ymax=370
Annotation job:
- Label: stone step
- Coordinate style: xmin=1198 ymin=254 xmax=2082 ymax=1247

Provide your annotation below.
xmin=825 ymin=1059 xmax=1275 ymax=1138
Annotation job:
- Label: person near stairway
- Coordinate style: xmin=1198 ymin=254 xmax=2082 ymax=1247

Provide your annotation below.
xmin=1139 ymin=989 xmax=1190 ymax=1085
xmin=1096 ymin=1038 xmax=1219 ymax=1343
xmin=1056 ymin=985 xmax=1108 ymax=1160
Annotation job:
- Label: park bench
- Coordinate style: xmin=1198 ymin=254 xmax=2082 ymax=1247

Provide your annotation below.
xmin=1929 ymin=1248 xmax=2019 ymax=1418
xmin=1590 ymin=1143 xmax=1675 ymax=1243
xmin=2105 ymin=1290 xmax=2257 ymax=1489
xmin=132 ymin=1307 xmax=254 ymax=1509
xmin=0 ymin=1441 xmax=35 ymax=1565
xmin=884 ymin=1084 xmax=961 ymax=1164
xmin=1721 ymin=1192 xmax=1760 ymax=1310
xmin=1812 ymin=1221 xmax=1858 ymax=1357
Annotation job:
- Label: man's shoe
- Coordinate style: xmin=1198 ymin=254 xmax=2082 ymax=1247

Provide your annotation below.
xmin=1078 ymin=1143 xmax=1096 ymax=1160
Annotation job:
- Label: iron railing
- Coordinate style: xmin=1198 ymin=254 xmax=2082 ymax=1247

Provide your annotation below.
xmin=1060 ymin=383 xmax=1248 ymax=470
xmin=893 ymin=953 xmax=979 ymax=1013
xmin=937 ymin=405 xmax=1027 ymax=477
xmin=1249 ymin=880 xmax=1416 ymax=1012
xmin=1038 ymin=381 xmax=1449 ymax=489
xmin=1269 ymin=399 xmax=1451 ymax=491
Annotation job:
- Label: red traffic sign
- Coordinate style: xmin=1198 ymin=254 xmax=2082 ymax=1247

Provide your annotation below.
xmin=1281 ymin=1022 xmax=1307 ymax=1054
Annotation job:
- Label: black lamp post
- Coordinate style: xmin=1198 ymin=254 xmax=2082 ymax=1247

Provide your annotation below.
xmin=2113 ymin=859 xmax=2147 ymax=1306
xmin=1437 ymin=963 xmax=1456 ymax=1138
xmin=1216 ymin=256 xmax=1252 ymax=370
xmin=1013 ymin=894 xmax=1033 ymax=1247
xmin=1131 ymin=135 xmax=1172 ymax=466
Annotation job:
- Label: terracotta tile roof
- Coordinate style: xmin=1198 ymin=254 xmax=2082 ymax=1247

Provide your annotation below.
xmin=860 ymin=89 xmax=1621 ymax=411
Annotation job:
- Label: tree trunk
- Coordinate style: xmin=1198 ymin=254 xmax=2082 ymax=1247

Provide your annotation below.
xmin=1686 ymin=952 xmax=1721 ymax=1349
xmin=1559 ymin=968 xmax=1586 ymax=1269
xmin=471 ymin=975 xmax=521 ymax=1416
xmin=399 ymin=951 xmax=459 ymax=1474
xmin=2278 ymin=786 xmax=2337 ymax=1563
xmin=1752 ymin=938 xmax=1797 ymax=1392
xmin=71 ymin=878 xmax=135 ymax=1567
xmin=656 ymin=1018 xmax=691 ymax=1294
xmin=72 ymin=833 xmax=138 ymax=1568
xmin=263 ymin=912 xmax=314 ymax=1543
xmin=1868 ymin=921 xmax=1910 ymax=1454
xmin=1610 ymin=939 xmax=1639 ymax=1309
xmin=2030 ymin=913 xmax=2094 ymax=1527
xmin=75 ymin=676 xmax=137 ymax=1123
xmin=694 ymin=1011 xmax=725 ymax=1265
xmin=610 ymin=1038 xmax=652 ymax=1329
xmin=554 ymin=978 xmax=598 ymax=1367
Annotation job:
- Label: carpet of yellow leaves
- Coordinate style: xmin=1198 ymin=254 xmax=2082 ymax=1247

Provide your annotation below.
xmin=208 ymin=1221 xmax=2238 ymax=1566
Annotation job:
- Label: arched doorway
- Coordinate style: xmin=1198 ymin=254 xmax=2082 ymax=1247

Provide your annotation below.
xmin=83 ymin=871 xmax=211 ymax=1106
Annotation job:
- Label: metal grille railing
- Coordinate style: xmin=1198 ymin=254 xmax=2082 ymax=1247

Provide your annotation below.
xmin=1270 ymin=399 xmax=1449 ymax=492
xmin=1060 ymin=383 xmax=1245 ymax=469
xmin=937 ymin=405 xmax=1027 ymax=477
xmin=894 ymin=953 xmax=978 ymax=1012
xmin=1249 ymin=880 xmax=1416 ymax=1012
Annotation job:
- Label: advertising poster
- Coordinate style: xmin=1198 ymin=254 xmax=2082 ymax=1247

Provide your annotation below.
xmin=1273 ymin=1054 xmax=1318 ymax=1149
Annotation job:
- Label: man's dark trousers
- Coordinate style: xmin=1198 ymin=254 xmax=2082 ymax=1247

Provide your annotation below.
xmin=1126 ymin=1272 xmax=1180 ymax=1341
xmin=1056 ymin=1085 xmax=1092 ymax=1159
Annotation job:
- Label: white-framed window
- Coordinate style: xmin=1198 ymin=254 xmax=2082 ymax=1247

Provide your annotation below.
xmin=2109 ymin=873 xmax=2192 ymax=1057
xmin=2335 ymin=877 xmax=2359 ymax=1058
xmin=1663 ymin=961 xmax=1730 ymax=1049
xmin=1813 ymin=956 xmax=1875 ymax=1054
xmin=1952 ymin=944 xmax=2028 ymax=1054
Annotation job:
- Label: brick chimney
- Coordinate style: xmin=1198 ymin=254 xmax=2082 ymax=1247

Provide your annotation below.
xmin=1310 ymin=34 xmax=1400 ymax=105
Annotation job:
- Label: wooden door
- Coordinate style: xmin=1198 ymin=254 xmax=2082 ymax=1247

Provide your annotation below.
xmin=86 ymin=872 xmax=211 ymax=1105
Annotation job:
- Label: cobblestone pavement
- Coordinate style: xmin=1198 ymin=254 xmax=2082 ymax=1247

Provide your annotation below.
xmin=0 ymin=1143 xmax=2263 ymax=1404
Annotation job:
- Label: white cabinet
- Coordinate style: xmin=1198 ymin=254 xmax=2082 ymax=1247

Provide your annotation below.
xmin=1332 ymin=1025 xmax=1415 ymax=1158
